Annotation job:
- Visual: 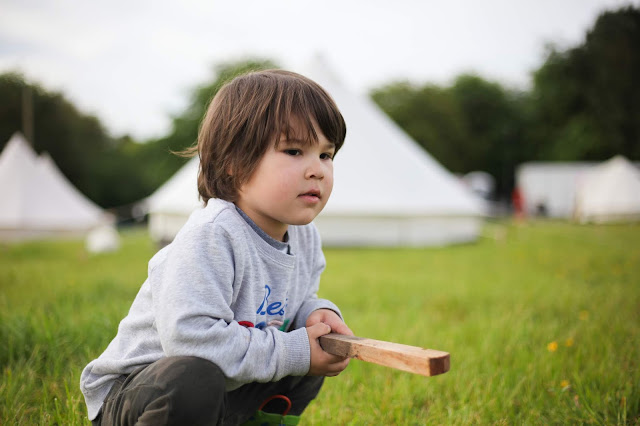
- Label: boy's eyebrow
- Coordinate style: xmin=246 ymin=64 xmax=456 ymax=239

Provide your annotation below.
xmin=323 ymin=141 xmax=337 ymax=150
xmin=280 ymin=137 xmax=305 ymax=144
xmin=280 ymin=137 xmax=336 ymax=150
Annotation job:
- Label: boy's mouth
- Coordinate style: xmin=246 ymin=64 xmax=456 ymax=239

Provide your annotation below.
xmin=299 ymin=189 xmax=321 ymax=200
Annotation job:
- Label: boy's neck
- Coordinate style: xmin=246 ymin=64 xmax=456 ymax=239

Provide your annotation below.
xmin=234 ymin=204 xmax=289 ymax=243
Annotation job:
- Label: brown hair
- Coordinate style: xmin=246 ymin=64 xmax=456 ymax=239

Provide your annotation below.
xmin=189 ymin=69 xmax=346 ymax=204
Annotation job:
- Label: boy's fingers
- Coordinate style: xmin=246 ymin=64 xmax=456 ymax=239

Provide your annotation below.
xmin=307 ymin=322 xmax=351 ymax=377
xmin=326 ymin=357 xmax=350 ymax=376
xmin=323 ymin=352 xmax=347 ymax=364
xmin=316 ymin=343 xmax=350 ymax=365
xmin=307 ymin=322 xmax=331 ymax=339
xmin=337 ymin=356 xmax=351 ymax=370
xmin=331 ymin=323 xmax=354 ymax=336
xmin=324 ymin=351 xmax=351 ymax=368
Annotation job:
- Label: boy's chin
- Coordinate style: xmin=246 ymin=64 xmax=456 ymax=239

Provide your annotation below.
xmin=288 ymin=218 xmax=315 ymax=226
xmin=287 ymin=212 xmax=322 ymax=226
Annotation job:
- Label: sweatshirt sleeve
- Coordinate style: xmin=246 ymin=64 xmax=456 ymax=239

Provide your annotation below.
xmin=150 ymin=219 xmax=310 ymax=387
xmin=291 ymin=225 xmax=343 ymax=330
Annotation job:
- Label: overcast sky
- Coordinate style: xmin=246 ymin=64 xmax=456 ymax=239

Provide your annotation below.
xmin=1 ymin=0 xmax=636 ymax=140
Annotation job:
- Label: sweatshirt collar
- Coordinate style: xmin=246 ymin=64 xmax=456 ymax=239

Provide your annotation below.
xmin=235 ymin=205 xmax=290 ymax=254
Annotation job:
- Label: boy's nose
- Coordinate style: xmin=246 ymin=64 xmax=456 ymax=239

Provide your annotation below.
xmin=305 ymin=159 xmax=324 ymax=180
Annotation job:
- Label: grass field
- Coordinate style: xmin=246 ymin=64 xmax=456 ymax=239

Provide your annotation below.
xmin=1 ymin=220 xmax=639 ymax=425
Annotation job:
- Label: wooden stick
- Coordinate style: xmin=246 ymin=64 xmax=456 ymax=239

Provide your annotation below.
xmin=319 ymin=333 xmax=450 ymax=377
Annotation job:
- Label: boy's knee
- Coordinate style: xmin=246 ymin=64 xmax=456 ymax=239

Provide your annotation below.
xmin=166 ymin=355 xmax=226 ymax=397
xmin=170 ymin=356 xmax=224 ymax=379
xmin=149 ymin=356 xmax=226 ymax=424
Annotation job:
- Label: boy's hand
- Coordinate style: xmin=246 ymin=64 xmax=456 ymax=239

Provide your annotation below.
xmin=306 ymin=309 xmax=354 ymax=336
xmin=306 ymin=309 xmax=354 ymax=376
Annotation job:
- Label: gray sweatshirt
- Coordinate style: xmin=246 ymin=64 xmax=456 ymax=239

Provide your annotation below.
xmin=80 ymin=199 xmax=341 ymax=420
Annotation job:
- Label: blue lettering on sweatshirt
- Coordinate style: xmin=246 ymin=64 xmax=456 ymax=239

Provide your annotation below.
xmin=255 ymin=284 xmax=287 ymax=330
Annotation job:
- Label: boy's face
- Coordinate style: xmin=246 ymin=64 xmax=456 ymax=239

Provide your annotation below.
xmin=236 ymin=119 xmax=335 ymax=241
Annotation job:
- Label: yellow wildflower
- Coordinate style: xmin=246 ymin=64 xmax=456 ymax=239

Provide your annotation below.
xmin=565 ymin=338 xmax=574 ymax=347
xmin=547 ymin=341 xmax=558 ymax=352
xmin=561 ymin=380 xmax=570 ymax=388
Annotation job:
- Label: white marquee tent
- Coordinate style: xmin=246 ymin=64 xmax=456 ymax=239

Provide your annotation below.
xmin=516 ymin=158 xmax=640 ymax=220
xmin=515 ymin=162 xmax=597 ymax=218
xmin=0 ymin=132 xmax=112 ymax=241
xmin=574 ymin=155 xmax=640 ymax=223
xmin=146 ymin=58 xmax=485 ymax=246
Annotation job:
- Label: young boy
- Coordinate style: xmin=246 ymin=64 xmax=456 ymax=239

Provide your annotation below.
xmin=80 ymin=69 xmax=352 ymax=425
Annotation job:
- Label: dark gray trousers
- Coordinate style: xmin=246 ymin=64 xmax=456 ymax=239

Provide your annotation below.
xmin=92 ymin=356 xmax=324 ymax=426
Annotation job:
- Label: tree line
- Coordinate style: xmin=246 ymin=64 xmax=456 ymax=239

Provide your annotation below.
xmin=372 ymin=6 xmax=640 ymax=198
xmin=0 ymin=6 xmax=638 ymax=211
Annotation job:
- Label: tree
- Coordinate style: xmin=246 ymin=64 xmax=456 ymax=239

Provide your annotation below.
xmin=141 ymin=58 xmax=279 ymax=192
xmin=0 ymin=59 xmax=280 ymax=212
xmin=371 ymin=76 xmax=528 ymax=198
xmin=371 ymin=81 xmax=470 ymax=172
xmin=450 ymin=74 xmax=529 ymax=197
xmin=0 ymin=72 xmax=114 ymax=205
xmin=530 ymin=6 xmax=640 ymax=161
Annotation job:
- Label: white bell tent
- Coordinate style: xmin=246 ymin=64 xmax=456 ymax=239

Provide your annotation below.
xmin=0 ymin=132 xmax=113 ymax=241
xmin=301 ymin=57 xmax=485 ymax=245
xmin=146 ymin=59 xmax=485 ymax=246
xmin=574 ymin=155 xmax=640 ymax=223
xmin=145 ymin=156 xmax=201 ymax=243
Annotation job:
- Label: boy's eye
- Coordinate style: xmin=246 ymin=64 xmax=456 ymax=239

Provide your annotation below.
xmin=284 ymin=149 xmax=301 ymax=156
xmin=320 ymin=152 xmax=334 ymax=160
